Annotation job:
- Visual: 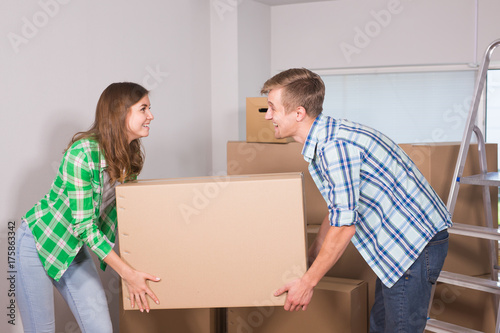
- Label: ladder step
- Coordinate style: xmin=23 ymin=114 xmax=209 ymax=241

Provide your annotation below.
xmin=425 ymin=318 xmax=484 ymax=333
xmin=459 ymin=172 xmax=500 ymax=186
xmin=448 ymin=222 xmax=500 ymax=241
xmin=437 ymin=271 xmax=500 ymax=294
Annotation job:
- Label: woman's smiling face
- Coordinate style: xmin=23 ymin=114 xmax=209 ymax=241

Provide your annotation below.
xmin=125 ymin=94 xmax=153 ymax=143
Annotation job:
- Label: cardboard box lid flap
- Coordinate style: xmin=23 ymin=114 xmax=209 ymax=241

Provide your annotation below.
xmin=316 ymin=277 xmax=366 ymax=292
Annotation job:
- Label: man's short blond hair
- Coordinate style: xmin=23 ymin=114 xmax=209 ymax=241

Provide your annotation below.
xmin=261 ymin=68 xmax=325 ymax=118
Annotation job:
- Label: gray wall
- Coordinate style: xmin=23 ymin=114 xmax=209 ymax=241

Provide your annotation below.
xmin=1 ymin=1 xmax=212 ymax=332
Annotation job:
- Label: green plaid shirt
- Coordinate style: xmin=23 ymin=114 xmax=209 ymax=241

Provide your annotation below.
xmin=23 ymin=138 xmax=117 ymax=281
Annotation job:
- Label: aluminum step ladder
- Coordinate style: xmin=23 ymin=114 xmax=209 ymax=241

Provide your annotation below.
xmin=425 ymin=38 xmax=500 ymax=333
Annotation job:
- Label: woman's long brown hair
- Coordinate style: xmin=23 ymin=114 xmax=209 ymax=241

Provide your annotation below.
xmin=68 ymin=82 xmax=149 ymax=184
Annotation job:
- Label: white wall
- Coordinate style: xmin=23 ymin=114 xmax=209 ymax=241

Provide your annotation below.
xmin=270 ymin=0 xmax=479 ymax=71
xmin=237 ymin=1 xmax=271 ymax=139
xmin=478 ymin=0 xmax=500 ymax=62
xmin=210 ymin=0 xmax=239 ymax=175
xmin=1 ymin=0 xmax=211 ymax=332
xmin=210 ymin=0 xmax=271 ymax=174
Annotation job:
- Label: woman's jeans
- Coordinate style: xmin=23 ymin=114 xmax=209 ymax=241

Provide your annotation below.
xmin=15 ymin=221 xmax=112 ymax=333
xmin=369 ymin=229 xmax=449 ymax=333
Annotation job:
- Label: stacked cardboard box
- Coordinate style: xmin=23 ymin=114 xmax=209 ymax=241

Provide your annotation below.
xmin=119 ymin=306 xmax=219 ymax=333
xmin=227 ymin=277 xmax=367 ymax=333
xmin=246 ymin=97 xmax=293 ymax=144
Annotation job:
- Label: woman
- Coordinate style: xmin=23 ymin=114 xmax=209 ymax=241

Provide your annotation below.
xmin=16 ymin=82 xmax=159 ymax=332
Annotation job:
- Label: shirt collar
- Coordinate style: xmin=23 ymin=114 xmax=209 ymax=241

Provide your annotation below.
xmin=301 ymin=113 xmax=324 ymax=163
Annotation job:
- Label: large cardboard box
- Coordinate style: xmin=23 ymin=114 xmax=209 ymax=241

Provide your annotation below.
xmin=246 ymin=97 xmax=293 ymax=144
xmin=226 ymin=277 xmax=368 ymax=333
xmin=116 ymin=173 xmax=307 ymax=310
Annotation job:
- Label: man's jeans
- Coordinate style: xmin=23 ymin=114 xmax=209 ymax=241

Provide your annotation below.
xmin=369 ymin=229 xmax=449 ymax=333
xmin=15 ymin=221 xmax=113 ymax=333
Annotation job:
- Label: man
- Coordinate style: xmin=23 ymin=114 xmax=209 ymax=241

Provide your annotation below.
xmin=262 ymin=68 xmax=452 ymax=332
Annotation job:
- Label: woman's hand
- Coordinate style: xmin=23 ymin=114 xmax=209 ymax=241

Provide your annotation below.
xmin=103 ymin=250 xmax=160 ymax=313
xmin=122 ymin=269 xmax=161 ymax=312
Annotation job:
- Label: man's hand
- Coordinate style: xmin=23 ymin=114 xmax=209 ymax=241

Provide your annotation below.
xmin=276 ymin=223 xmax=356 ymax=312
xmin=274 ymin=277 xmax=314 ymax=311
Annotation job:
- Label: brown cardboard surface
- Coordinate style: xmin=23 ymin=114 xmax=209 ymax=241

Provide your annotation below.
xmin=116 ymin=173 xmax=307 ymax=310
xmin=399 ymin=143 xmax=497 ymax=211
xmin=227 ymin=141 xmax=327 ymax=224
xmin=119 ymin=303 xmax=218 ymax=333
xmin=246 ymin=97 xmax=293 ymax=144
xmin=400 ymin=142 xmax=498 ymax=276
xmin=227 ymin=276 xmax=368 ymax=333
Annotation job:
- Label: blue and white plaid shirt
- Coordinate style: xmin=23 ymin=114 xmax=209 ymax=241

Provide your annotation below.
xmin=302 ymin=114 xmax=452 ymax=287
